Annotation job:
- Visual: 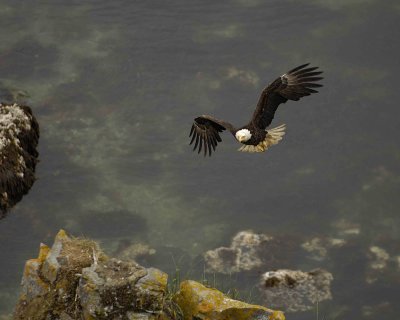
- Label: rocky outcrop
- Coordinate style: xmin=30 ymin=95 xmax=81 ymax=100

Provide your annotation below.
xmin=0 ymin=103 xmax=39 ymax=218
xmin=259 ymin=269 xmax=333 ymax=312
xmin=14 ymin=230 xmax=285 ymax=320
xmin=14 ymin=230 xmax=168 ymax=320
xmin=78 ymin=262 xmax=167 ymax=319
xmin=174 ymin=280 xmax=285 ymax=320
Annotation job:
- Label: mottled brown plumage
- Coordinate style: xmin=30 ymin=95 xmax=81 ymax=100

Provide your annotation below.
xmin=189 ymin=63 xmax=323 ymax=156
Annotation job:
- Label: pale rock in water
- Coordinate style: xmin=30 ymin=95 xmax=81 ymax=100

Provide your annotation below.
xmin=204 ymin=230 xmax=300 ymax=273
xmin=260 ymin=269 xmax=333 ymax=313
xmin=204 ymin=230 xmax=273 ymax=273
xmin=301 ymin=236 xmax=346 ymax=261
xmin=365 ymin=245 xmax=393 ymax=284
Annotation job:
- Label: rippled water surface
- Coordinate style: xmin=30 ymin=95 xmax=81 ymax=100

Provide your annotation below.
xmin=0 ymin=1 xmax=399 ymax=318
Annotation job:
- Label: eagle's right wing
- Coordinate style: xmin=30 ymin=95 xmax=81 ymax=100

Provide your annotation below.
xmin=189 ymin=115 xmax=235 ymax=156
xmin=252 ymin=63 xmax=323 ymax=129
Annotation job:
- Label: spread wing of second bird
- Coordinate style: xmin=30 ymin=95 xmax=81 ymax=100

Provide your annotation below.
xmin=189 ymin=63 xmax=323 ymax=156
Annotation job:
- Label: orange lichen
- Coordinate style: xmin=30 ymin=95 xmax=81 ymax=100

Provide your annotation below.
xmin=174 ymin=280 xmax=285 ymax=320
xmin=37 ymin=243 xmax=50 ymax=262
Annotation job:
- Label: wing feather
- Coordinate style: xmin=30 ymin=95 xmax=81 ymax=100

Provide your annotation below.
xmin=193 ymin=133 xmax=200 ymax=151
xmin=189 ymin=115 xmax=235 ymax=156
xmin=288 ymin=63 xmax=310 ymax=73
xmin=189 ymin=129 xmax=196 ymax=145
xmin=252 ymin=63 xmax=323 ymax=129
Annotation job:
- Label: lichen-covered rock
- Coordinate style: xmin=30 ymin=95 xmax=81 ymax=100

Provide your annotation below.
xmin=14 ymin=230 xmax=169 ymax=320
xmin=174 ymin=280 xmax=285 ymax=320
xmin=259 ymin=269 xmax=333 ymax=313
xmin=0 ymin=103 xmax=39 ymax=218
xmin=14 ymin=230 xmax=104 ymax=319
xmin=15 ymin=230 xmax=286 ymax=319
xmin=14 ymin=243 xmax=51 ymax=320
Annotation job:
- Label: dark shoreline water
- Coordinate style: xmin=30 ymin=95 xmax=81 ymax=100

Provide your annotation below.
xmin=1 ymin=1 xmax=399 ymax=318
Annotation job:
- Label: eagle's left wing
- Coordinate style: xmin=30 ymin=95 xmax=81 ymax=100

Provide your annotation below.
xmin=251 ymin=63 xmax=323 ymax=129
xmin=189 ymin=115 xmax=235 ymax=156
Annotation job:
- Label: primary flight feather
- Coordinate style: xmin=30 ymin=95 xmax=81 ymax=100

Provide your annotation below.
xmin=189 ymin=63 xmax=323 ymax=156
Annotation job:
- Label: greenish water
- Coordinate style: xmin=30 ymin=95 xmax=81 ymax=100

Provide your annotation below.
xmin=0 ymin=0 xmax=399 ymax=318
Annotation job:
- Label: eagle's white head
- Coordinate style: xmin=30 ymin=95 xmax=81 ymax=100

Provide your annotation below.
xmin=235 ymin=129 xmax=252 ymax=143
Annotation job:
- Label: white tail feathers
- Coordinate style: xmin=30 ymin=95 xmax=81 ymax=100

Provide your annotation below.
xmin=238 ymin=124 xmax=286 ymax=153
xmin=265 ymin=123 xmax=286 ymax=146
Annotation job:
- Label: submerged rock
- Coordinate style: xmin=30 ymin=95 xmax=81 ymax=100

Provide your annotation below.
xmin=204 ymin=230 xmax=300 ymax=274
xmin=0 ymin=85 xmax=29 ymax=105
xmin=361 ymin=301 xmax=392 ymax=318
xmin=115 ymin=241 xmax=157 ymax=262
xmin=365 ymin=245 xmax=399 ymax=284
xmin=204 ymin=230 xmax=270 ymax=273
xmin=259 ymin=269 xmax=333 ymax=313
xmin=301 ymin=237 xmax=346 ymax=261
xmin=174 ymin=280 xmax=285 ymax=320
xmin=0 ymin=103 xmax=39 ymax=218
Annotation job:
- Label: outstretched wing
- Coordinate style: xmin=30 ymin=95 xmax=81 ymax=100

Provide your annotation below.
xmin=189 ymin=115 xmax=235 ymax=156
xmin=252 ymin=63 xmax=323 ymax=129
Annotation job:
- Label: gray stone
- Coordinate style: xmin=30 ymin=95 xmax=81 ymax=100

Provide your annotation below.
xmin=78 ymin=258 xmax=154 ymax=319
xmin=40 ymin=235 xmax=63 ymax=284
xmin=20 ymin=259 xmax=47 ymax=301
xmin=134 ymin=267 xmax=168 ymax=311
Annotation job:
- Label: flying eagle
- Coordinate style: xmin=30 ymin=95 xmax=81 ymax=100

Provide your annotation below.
xmin=189 ymin=63 xmax=323 ymax=156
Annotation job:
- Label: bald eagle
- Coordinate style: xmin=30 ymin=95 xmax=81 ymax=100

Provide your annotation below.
xmin=189 ymin=63 xmax=323 ymax=156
